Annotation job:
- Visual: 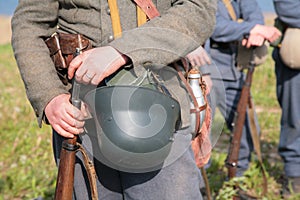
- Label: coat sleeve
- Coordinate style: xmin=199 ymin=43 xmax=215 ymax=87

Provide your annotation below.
xmin=11 ymin=0 xmax=68 ymax=127
xmin=211 ymin=0 xmax=264 ymax=42
xmin=109 ymin=0 xmax=217 ymax=68
xmin=274 ymin=0 xmax=300 ymax=28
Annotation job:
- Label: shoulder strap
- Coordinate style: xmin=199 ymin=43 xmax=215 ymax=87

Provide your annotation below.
xmin=108 ymin=0 xmax=160 ymax=38
xmin=134 ymin=0 xmax=160 ymax=20
xmin=107 ymin=0 xmax=122 ymax=38
xmin=137 ymin=6 xmax=148 ymax=27
xmin=222 ymin=0 xmax=237 ymax=21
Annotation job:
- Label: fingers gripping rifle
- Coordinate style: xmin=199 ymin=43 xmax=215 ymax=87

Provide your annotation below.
xmin=54 ymin=46 xmax=98 ymax=200
xmin=225 ymin=45 xmax=256 ymax=179
xmin=54 ymin=48 xmax=82 ymax=200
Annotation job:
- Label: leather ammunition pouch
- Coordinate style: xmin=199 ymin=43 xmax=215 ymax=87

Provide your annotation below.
xmin=45 ymin=32 xmax=92 ymax=84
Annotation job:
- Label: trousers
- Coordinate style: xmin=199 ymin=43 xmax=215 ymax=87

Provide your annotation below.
xmin=52 ymin=121 xmax=204 ymax=200
xmin=273 ymin=49 xmax=300 ymax=178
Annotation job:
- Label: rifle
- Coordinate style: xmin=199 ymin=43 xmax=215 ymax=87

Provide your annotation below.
xmin=225 ymin=45 xmax=256 ymax=179
xmin=225 ymin=47 xmax=269 ymax=199
xmin=54 ymin=48 xmax=82 ymax=200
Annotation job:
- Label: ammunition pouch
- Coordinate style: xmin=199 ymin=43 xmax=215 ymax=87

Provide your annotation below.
xmin=45 ymin=32 xmax=92 ymax=84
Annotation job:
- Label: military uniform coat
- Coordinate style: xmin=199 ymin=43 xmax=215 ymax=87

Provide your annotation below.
xmin=208 ymin=0 xmax=264 ymax=80
xmin=11 ymin=0 xmax=216 ymax=128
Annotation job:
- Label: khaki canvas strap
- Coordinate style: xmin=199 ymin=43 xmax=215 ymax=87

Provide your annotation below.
xmin=107 ymin=0 xmax=122 ymax=38
xmin=248 ymin=98 xmax=268 ymax=196
xmin=137 ymin=6 xmax=148 ymax=26
xmin=222 ymin=0 xmax=237 ymax=21
xmin=108 ymin=0 xmax=160 ymax=38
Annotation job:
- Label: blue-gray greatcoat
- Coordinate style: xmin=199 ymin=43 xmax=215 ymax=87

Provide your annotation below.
xmin=272 ymin=0 xmax=300 ymax=178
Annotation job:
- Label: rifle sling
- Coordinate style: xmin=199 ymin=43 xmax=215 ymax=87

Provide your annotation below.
xmin=227 ymin=67 xmax=268 ymax=197
xmin=248 ymin=97 xmax=268 ymax=195
xmin=76 ymin=143 xmax=98 ymax=200
xmin=222 ymin=0 xmax=268 ymax=196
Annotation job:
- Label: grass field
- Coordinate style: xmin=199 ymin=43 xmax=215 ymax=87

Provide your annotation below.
xmin=0 ymin=44 xmax=56 ymax=200
xmin=0 ymin=43 xmax=299 ymax=199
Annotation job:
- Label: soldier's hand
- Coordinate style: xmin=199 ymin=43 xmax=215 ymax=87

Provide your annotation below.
xmin=45 ymin=93 xmax=85 ymax=138
xmin=250 ymin=24 xmax=282 ymax=43
xmin=68 ymin=46 xmax=128 ymax=85
xmin=186 ymin=46 xmax=211 ymax=67
xmin=242 ymin=34 xmax=265 ymax=48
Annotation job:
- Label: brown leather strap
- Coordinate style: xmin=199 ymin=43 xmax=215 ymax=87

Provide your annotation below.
xmin=76 ymin=143 xmax=98 ymax=200
xmin=134 ymin=0 xmax=160 ymax=19
xmin=108 ymin=0 xmax=160 ymax=37
xmin=174 ymin=62 xmax=204 ymax=135
xmin=45 ymin=32 xmax=92 ymax=85
xmin=200 ymin=167 xmax=212 ymax=200
xmin=179 ymin=57 xmax=207 ymax=128
xmin=45 ymin=32 xmax=91 ymax=67
xmin=175 ymin=62 xmax=211 ymax=199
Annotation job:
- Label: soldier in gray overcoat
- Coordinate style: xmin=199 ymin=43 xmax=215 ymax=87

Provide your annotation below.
xmin=11 ymin=0 xmax=217 ymax=199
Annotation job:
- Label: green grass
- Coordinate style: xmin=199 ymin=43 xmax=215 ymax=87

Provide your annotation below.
xmin=0 ymin=44 xmax=56 ymax=200
xmin=0 ymin=44 xmax=297 ymax=199
xmin=206 ymin=47 xmax=289 ymax=200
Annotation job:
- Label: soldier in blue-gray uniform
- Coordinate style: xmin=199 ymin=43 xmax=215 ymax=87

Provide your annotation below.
xmin=272 ymin=0 xmax=300 ymax=196
xmin=205 ymin=0 xmax=281 ymax=176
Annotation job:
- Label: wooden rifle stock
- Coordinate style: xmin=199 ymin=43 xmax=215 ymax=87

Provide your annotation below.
xmin=54 ymin=137 xmax=78 ymax=199
xmin=226 ymin=66 xmax=255 ymax=179
xmin=54 ymin=48 xmax=82 ymax=200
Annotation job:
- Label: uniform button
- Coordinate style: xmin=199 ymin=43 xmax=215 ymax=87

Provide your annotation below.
xmin=108 ymin=35 xmax=114 ymax=42
xmin=106 ymin=6 xmax=111 ymax=15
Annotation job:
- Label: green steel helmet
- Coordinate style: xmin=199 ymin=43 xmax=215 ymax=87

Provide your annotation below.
xmin=84 ymin=85 xmax=180 ymax=172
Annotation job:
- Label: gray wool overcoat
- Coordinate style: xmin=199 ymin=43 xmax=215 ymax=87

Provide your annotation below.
xmin=11 ymin=0 xmax=216 ymax=128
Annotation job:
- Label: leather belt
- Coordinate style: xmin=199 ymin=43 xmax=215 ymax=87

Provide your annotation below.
xmin=210 ymin=39 xmax=238 ymax=49
xmin=45 ymin=32 xmax=92 ymax=84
